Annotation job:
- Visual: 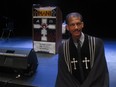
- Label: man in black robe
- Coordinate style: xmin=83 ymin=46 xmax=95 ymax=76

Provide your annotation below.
xmin=55 ymin=12 xmax=109 ymax=87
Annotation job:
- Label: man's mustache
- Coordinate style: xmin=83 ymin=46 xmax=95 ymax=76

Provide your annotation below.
xmin=73 ymin=29 xmax=80 ymax=32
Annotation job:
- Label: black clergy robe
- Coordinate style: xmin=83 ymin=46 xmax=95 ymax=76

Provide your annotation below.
xmin=55 ymin=34 xmax=109 ymax=87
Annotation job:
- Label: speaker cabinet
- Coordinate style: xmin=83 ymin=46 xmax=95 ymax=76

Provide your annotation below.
xmin=0 ymin=47 xmax=38 ymax=76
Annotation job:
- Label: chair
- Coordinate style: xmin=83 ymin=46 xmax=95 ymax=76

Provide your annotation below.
xmin=1 ymin=18 xmax=15 ymax=39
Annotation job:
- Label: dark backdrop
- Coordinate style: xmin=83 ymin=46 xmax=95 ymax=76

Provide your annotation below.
xmin=0 ymin=0 xmax=115 ymax=39
xmin=57 ymin=0 xmax=116 ymax=39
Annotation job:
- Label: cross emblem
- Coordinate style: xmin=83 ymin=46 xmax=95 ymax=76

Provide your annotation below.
xmin=71 ymin=58 xmax=78 ymax=70
xmin=33 ymin=18 xmax=56 ymax=41
xmin=41 ymin=19 xmax=47 ymax=41
xmin=82 ymin=57 xmax=90 ymax=69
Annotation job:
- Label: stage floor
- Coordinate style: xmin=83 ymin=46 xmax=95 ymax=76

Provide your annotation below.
xmin=0 ymin=37 xmax=116 ymax=87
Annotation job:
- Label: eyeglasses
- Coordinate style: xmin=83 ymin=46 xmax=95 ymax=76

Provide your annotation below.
xmin=68 ymin=22 xmax=82 ymax=27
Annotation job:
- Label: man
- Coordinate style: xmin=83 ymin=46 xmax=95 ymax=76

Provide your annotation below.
xmin=55 ymin=12 xmax=109 ymax=87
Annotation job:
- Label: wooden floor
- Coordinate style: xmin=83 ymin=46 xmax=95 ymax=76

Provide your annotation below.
xmin=0 ymin=37 xmax=116 ymax=87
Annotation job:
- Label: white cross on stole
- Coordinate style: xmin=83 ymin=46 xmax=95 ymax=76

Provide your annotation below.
xmin=82 ymin=57 xmax=90 ymax=69
xmin=71 ymin=58 xmax=78 ymax=70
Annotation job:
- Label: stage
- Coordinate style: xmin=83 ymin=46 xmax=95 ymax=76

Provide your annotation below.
xmin=0 ymin=52 xmax=58 ymax=87
xmin=0 ymin=37 xmax=116 ymax=87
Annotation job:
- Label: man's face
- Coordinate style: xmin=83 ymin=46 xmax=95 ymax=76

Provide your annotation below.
xmin=66 ymin=16 xmax=84 ymax=39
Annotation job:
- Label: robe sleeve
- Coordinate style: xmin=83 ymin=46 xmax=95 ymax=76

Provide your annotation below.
xmin=81 ymin=38 xmax=109 ymax=87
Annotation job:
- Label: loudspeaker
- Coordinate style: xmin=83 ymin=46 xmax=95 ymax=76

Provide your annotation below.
xmin=0 ymin=47 xmax=38 ymax=76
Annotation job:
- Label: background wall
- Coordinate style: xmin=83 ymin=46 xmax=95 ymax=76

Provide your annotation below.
xmin=0 ymin=0 xmax=115 ymax=39
xmin=57 ymin=0 xmax=116 ymax=39
xmin=0 ymin=0 xmax=32 ymax=36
